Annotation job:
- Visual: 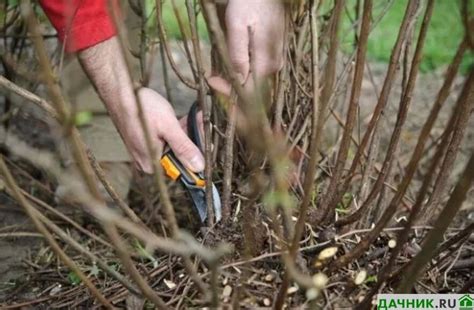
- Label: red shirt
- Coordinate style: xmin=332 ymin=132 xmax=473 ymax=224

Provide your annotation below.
xmin=39 ymin=0 xmax=119 ymax=52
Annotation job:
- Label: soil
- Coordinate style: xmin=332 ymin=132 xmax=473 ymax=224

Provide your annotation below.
xmin=0 ymin=193 xmax=40 ymax=295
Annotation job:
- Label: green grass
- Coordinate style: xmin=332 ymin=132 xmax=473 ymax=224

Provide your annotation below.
xmin=160 ymin=0 xmax=472 ymax=74
xmin=162 ymin=1 xmax=208 ymax=39
xmin=337 ymin=0 xmax=473 ymax=73
xmin=146 ymin=0 xmax=208 ymax=40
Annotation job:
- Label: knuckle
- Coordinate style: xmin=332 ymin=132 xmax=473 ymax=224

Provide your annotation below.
xmin=172 ymin=140 xmax=195 ymax=157
xmin=231 ymin=59 xmax=248 ymax=71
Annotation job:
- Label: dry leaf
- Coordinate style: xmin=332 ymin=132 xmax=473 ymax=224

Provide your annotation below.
xmin=312 ymin=273 xmax=328 ymax=288
xmin=264 ymin=274 xmax=275 ymax=282
xmin=306 ymin=288 xmax=319 ymax=301
xmin=223 ymin=285 xmax=232 ymax=297
xmin=287 ymin=286 xmax=298 ymax=295
xmin=263 ymin=298 xmax=271 ymax=306
xmin=354 ymin=269 xmax=367 ymax=285
xmin=317 ymin=247 xmax=338 ymax=260
xmin=164 ymin=279 xmax=176 ymax=290
xmin=49 ymin=284 xmax=62 ymax=296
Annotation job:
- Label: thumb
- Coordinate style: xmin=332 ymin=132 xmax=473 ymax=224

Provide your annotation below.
xmin=163 ymin=119 xmax=205 ymax=172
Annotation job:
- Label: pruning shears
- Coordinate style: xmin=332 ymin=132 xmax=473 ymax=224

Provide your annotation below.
xmin=160 ymin=102 xmax=222 ymax=223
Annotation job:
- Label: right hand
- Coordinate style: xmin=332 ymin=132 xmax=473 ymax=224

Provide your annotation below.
xmin=118 ymin=88 xmax=204 ymax=174
xmin=76 ymin=38 xmax=204 ymax=174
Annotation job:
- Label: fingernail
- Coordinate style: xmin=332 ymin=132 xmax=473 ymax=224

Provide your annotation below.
xmin=189 ymin=154 xmax=205 ymax=172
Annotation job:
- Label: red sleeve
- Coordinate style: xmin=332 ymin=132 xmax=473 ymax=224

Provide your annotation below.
xmin=39 ymin=0 xmax=119 ymax=53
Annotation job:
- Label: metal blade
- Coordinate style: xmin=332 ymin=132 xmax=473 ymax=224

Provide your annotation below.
xmin=187 ymin=187 xmax=208 ymax=222
xmin=187 ymin=184 xmax=222 ymax=223
xmin=212 ymin=184 xmax=222 ymax=222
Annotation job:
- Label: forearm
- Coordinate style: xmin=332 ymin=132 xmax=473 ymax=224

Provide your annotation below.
xmin=77 ymin=36 xmax=137 ymax=127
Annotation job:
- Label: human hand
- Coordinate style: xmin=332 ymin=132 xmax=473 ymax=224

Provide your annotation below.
xmin=76 ymin=38 xmax=204 ymax=174
xmin=207 ymin=0 xmax=287 ymax=96
xmin=119 ymin=88 xmax=204 ymax=174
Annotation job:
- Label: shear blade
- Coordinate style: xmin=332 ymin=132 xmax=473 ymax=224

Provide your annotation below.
xmin=184 ymin=101 xmax=222 ymax=223
xmin=187 ymin=184 xmax=222 ymax=223
xmin=212 ymin=184 xmax=222 ymax=222
xmin=188 ymin=188 xmax=208 ymax=222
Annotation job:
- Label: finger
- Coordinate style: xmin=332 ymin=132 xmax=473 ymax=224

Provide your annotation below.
xmin=133 ymin=142 xmax=161 ymax=174
xmin=134 ymin=155 xmax=153 ymax=174
xmin=226 ymin=12 xmax=250 ymax=83
xmin=135 ymin=161 xmax=152 ymax=174
xmin=179 ymin=111 xmax=215 ymax=156
xmin=162 ymin=119 xmax=205 ymax=172
xmin=179 ymin=114 xmax=187 ymax=131
xmin=251 ymin=25 xmax=285 ymax=77
xmin=179 ymin=111 xmax=204 ymax=142
xmin=252 ymin=47 xmax=285 ymax=77
xmin=207 ymin=76 xmax=232 ymax=97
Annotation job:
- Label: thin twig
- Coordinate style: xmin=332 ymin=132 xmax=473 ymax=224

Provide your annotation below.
xmin=0 ymin=156 xmax=114 ymax=309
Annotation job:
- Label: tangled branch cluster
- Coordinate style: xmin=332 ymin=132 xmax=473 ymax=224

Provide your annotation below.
xmin=0 ymin=0 xmax=473 ymax=308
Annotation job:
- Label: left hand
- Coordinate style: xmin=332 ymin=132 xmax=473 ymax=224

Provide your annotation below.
xmin=207 ymin=0 xmax=287 ymax=96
